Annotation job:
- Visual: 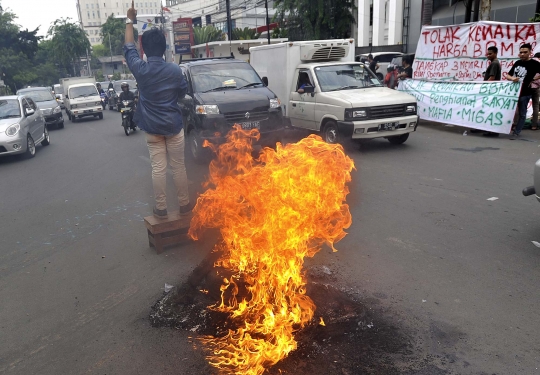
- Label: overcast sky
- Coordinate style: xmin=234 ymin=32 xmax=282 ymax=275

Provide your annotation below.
xmin=2 ymin=0 xmax=79 ymax=36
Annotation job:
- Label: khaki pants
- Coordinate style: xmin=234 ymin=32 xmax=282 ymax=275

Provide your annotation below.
xmin=145 ymin=130 xmax=189 ymax=211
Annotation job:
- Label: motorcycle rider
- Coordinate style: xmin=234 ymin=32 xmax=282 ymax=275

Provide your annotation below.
xmin=118 ymin=82 xmax=136 ymax=129
xmin=96 ymin=83 xmax=105 ymax=95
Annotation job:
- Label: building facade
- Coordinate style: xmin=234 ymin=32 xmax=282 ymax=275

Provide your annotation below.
xmin=77 ymin=0 xmax=163 ymax=45
xmin=431 ymin=0 xmax=536 ymax=26
xmin=352 ymin=0 xmax=423 ymax=55
xmin=166 ymin=0 xmax=277 ymax=35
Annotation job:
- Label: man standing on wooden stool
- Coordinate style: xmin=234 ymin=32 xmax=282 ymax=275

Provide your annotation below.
xmin=123 ymin=1 xmax=192 ymax=219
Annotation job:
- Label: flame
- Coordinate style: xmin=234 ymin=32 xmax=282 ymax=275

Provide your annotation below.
xmin=189 ymin=125 xmax=354 ymax=374
xmin=319 ymin=317 xmax=326 ymax=326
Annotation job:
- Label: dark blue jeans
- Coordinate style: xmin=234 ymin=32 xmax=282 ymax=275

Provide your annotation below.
xmin=515 ymin=95 xmax=532 ymax=135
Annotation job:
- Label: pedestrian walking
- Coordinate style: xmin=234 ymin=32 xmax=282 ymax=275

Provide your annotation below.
xmin=123 ymin=0 xmax=192 ymax=219
xmin=482 ymin=46 xmax=502 ymax=137
xmin=507 ymin=43 xmax=540 ymax=136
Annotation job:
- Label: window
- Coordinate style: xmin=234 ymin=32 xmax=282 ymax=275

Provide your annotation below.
xmin=105 ymin=12 xmax=107 ymax=17
xmin=92 ymin=11 xmax=95 ymax=18
xmin=26 ymin=98 xmax=37 ymax=111
xmin=87 ymin=11 xmax=90 ymax=18
xmin=91 ymin=3 xmax=94 ymax=8
xmin=104 ymin=2 xmax=106 ymax=6
xmin=97 ymin=10 xmax=100 ymax=17
xmin=86 ymin=4 xmax=89 ymax=8
xmin=296 ymin=70 xmax=313 ymax=91
xmin=145 ymin=2 xmax=147 ymax=7
xmin=91 ymin=38 xmax=95 ymax=42
xmin=21 ymin=98 xmax=30 ymax=112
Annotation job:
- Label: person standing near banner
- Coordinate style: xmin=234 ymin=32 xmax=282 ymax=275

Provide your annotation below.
xmin=507 ymin=43 xmax=540 ymax=137
xmin=397 ymin=56 xmax=413 ymax=80
xmin=529 ymin=52 xmax=540 ymax=131
xmin=482 ymin=46 xmax=502 ymax=137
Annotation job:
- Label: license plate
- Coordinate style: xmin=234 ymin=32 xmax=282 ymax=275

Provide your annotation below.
xmin=378 ymin=122 xmax=398 ymax=131
xmin=241 ymin=121 xmax=260 ymax=130
xmin=83 ymin=109 xmax=92 ymax=113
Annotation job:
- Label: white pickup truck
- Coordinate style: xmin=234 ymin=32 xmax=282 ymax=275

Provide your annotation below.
xmin=250 ymin=39 xmax=419 ymax=145
xmin=60 ymin=77 xmax=103 ymax=122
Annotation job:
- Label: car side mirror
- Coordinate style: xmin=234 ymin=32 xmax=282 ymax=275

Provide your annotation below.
xmin=262 ymin=76 xmax=269 ymax=86
xmin=65 ymin=95 xmax=69 ymax=99
xmin=25 ymin=108 xmax=35 ymax=116
xmin=303 ymin=86 xmax=315 ymax=94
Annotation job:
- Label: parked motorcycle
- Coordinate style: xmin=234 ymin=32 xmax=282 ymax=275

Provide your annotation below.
xmin=120 ymin=99 xmax=136 ymax=136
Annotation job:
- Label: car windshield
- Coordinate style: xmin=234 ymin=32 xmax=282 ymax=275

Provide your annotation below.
xmin=314 ymin=64 xmax=383 ymax=92
xmin=53 ymin=85 xmax=64 ymax=95
xmin=69 ymin=85 xmax=98 ymax=98
xmin=190 ymin=62 xmax=262 ymax=93
xmin=18 ymin=90 xmax=54 ymax=102
xmin=0 ymin=99 xmax=21 ymax=119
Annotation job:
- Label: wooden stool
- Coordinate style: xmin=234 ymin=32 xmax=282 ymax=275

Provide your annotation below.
xmin=143 ymin=212 xmax=192 ymax=254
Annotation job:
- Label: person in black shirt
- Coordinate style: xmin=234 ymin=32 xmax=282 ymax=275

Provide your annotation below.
xmin=118 ymin=82 xmax=136 ymax=128
xmin=397 ymin=56 xmax=413 ymax=80
xmin=508 ymin=43 xmax=540 ymax=136
xmin=368 ymin=54 xmax=379 ymax=74
xmin=482 ymin=46 xmax=502 ymax=137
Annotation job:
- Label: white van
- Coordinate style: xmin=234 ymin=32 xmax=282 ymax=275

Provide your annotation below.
xmin=250 ymin=40 xmax=419 ymax=145
xmin=60 ymin=77 xmax=103 ymax=122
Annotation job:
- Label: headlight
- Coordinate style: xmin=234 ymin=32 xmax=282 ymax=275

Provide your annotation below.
xmin=122 ymin=101 xmax=129 ymax=106
xmin=345 ymin=108 xmax=368 ymax=119
xmin=269 ymin=98 xmax=281 ymax=109
xmin=71 ymin=104 xmax=78 ymax=109
xmin=95 ymin=101 xmax=101 ymax=106
xmin=53 ymin=106 xmax=61 ymax=114
xmin=405 ymin=104 xmax=417 ymax=114
xmin=196 ymin=105 xmax=219 ymax=115
xmin=6 ymin=123 xmax=20 ymax=137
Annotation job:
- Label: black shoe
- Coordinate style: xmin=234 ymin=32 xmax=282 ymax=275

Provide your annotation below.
xmin=179 ymin=202 xmax=194 ymax=216
xmin=153 ymin=206 xmax=168 ymax=219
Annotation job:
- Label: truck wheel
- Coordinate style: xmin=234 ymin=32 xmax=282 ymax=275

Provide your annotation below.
xmin=98 ymin=113 xmax=103 ymax=120
xmin=387 ymin=133 xmax=409 ymax=145
xmin=72 ymin=116 xmax=77 ymax=123
xmin=57 ymin=120 xmax=64 ymax=129
xmin=323 ymin=121 xmax=339 ymax=144
xmin=67 ymin=112 xmax=71 ymax=120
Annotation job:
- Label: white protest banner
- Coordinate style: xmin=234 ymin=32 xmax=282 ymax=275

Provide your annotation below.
xmin=398 ymin=79 xmax=521 ymax=133
xmin=413 ymin=21 xmax=540 ymax=81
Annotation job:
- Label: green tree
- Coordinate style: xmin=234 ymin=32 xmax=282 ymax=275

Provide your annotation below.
xmin=91 ymin=44 xmax=109 ymax=58
xmin=100 ymin=14 xmax=138 ymax=55
xmin=192 ymin=25 xmax=225 ymax=45
xmin=274 ymin=0 xmax=356 ymax=41
xmin=48 ymin=18 xmax=91 ymax=77
xmin=231 ymin=27 xmax=259 ymax=40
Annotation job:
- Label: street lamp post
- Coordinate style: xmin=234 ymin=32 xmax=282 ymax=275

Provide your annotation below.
xmin=108 ymin=33 xmax=114 ymax=76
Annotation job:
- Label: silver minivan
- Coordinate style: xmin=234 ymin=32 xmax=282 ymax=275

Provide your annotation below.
xmin=0 ymin=95 xmax=50 ymax=158
xmin=17 ymin=87 xmax=64 ymax=129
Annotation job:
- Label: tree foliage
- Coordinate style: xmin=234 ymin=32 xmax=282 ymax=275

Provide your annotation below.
xmin=100 ymin=14 xmax=138 ymax=55
xmin=48 ymin=18 xmax=91 ymax=76
xmin=193 ymin=25 xmax=225 ymax=45
xmin=231 ymin=27 xmax=259 ymax=40
xmin=274 ymin=0 xmax=356 ymax=41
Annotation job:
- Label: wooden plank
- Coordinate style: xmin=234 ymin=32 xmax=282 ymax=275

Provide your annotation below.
xmin=144 ymin=211 xmax=192 ymax=234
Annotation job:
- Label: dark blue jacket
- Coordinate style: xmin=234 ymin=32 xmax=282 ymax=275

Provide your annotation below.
xmin=123 ymin=43 xmax=187 ymax=135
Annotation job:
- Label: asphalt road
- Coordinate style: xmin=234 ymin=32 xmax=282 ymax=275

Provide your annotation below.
xmin=1 ymin=111 xmax=539 ymax=375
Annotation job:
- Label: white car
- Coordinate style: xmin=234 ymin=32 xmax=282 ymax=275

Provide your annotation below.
xmin=0 ymin=95 xmax=50 ymax=159
xmin=356 ymin=52 xmax=404 ymax=80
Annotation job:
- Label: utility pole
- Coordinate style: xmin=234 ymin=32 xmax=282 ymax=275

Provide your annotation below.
xmin=472 ymin=0 xmax=481 ymax=21
xmin=225 ymin=0 xmax=232 ymax=41
xmin=464 ymin=0 xmax=473 ymax=23
xmin=108 ymin=33 xmax=114 ymax=76
xmin=265 ymin=0 xmax=270 ymax=44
